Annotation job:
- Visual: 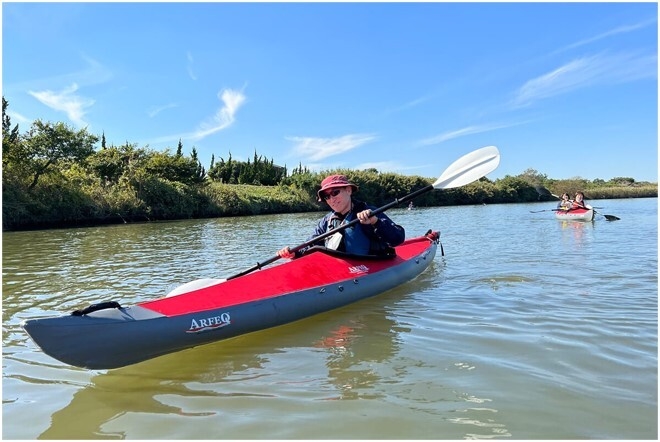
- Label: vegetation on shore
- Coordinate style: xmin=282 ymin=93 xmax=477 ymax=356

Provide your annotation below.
xmin=3 ymin=97 xmax=657 ymax=231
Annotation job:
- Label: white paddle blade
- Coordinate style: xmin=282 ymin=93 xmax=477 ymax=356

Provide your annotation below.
xmin=432 ymin=145 xmax=500 ymax=189
xmin=166 ymin=278 xmax=226 ymax=297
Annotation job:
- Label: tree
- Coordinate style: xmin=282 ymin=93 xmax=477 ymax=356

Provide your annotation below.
xmin=190 ymin=147 xmax=206 ymax=183
xmin=2 ymin=97 xmax=21 ymax=171
xmin=143 ymin=148 xmax=206 ymax=185
xmin=176 ymin=139 xmax=183 ymax=157
xmin=86 ymin=142 xmax=146 ymax=184
xmin=610 ymin=177 xmax=635 ymax=186
xmin=21 ymin=120 xmax=99 ymax=189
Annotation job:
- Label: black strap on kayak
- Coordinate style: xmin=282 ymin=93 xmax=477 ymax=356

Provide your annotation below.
xmin=71 ymin=301 xmax=122 ymax=316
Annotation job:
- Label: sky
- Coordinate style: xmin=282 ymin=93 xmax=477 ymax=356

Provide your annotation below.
xmin=2 ymin=1 xmax=658 ymax=183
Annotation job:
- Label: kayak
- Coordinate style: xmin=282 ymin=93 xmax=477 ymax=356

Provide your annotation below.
xmin=555 ymin=206 xmax=595 ymax=221
xmin=22 ymin=230 xmax=441 ymax=370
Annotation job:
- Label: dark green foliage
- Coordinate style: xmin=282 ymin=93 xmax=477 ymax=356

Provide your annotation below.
xmin=144 ymin=150 xmax=206 ymax=186
xmin=22 ymin=120 xmax=99 ymax=189
xmin=2 ymin=97 xmax=21 ymax=170
xmin=492 ymin=175 xmax=540 ymax=203
xmin=208 ymin=150 xmax=284 ymax=185
xmin=86 ymin=143 xmax=143 ymax=184
xmin=2 ymin=96 xmax=657 ymax=231
xmin=134 ymin=175 xmax=199 ymax=219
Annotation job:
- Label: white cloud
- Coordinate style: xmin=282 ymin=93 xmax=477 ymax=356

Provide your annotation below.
xmin=150 ymin=87 xmax=246 ymax=145
xmin=187 ymin=51 xmax=197 ymax=80
xmin=148 ymin=103 xmax=178 ymax=118
xmin=286 ymin=133 xmax=377 ymax=161
xmin=190 ymin=88 xmax=246 ymax=140
xmin=28 ymin=83 xmax=94 ymax=127
xmin=6 ymin=110 xmax=30 ymax=125
xmin=554 ymin=18 xmax=657 ymax=54
xmin=382 ymin=94 xmax=433 ymax=116
xmin=418 ymin=122 xmax=521 ymax=146
xmin=353 ymin=161 xmax=426 ymax=174
xmin=511 ymin=52 xmax=657 ymax=108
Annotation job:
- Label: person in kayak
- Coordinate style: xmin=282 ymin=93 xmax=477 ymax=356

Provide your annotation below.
xmin=557 ymin=193 xmax=572 ymax=210
xmin=572 ymin=191 xmax=588 ymax=209
xmin=277 ymin=174 xmax=405 ymax=258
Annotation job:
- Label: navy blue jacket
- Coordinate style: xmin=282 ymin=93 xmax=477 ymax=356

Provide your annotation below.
xmin=301 ymin=199 xmax=405 ymax=256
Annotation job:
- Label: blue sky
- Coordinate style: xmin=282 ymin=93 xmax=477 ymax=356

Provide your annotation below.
xmin=2 ymin=2 xmax=658 ymax=182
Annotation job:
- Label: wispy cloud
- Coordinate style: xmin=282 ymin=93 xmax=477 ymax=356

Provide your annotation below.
xmin=354 ymin=160 xmax=427 ymax=174
xmin=187 ymin=51 xmax=197 ymax=80
xmin=18 ymin=55 xmax=112 ymax=91
xmin=286 ymin=133 xmax=377 ymax=161
xmin=28 ymin=83 xmax=94 ymax=127
xmin=511 ymin=52 xmax=657 ymax=108
xmin=148 ymin=103 xmax=178 ymax=118
xmin=418 ymin=122 xmax=523 ymax=146
xmin=6 ymin=110 xmax=30 ymax=126
xmin=150 ymin=87 xmax=246 ymax=145
xmin=20 ymin=55 xmax=110 ymax=128
xmin=381 ymin=94 xmax=434 ymax=116
xmin=190 ymin=88 xmax=246 ymax=140
xmin=553 ymin=18 xmax=657 ymax=55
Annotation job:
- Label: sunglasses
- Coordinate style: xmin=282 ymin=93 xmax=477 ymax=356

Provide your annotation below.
xmin=322 ymin=188 xmax=342 ymax=201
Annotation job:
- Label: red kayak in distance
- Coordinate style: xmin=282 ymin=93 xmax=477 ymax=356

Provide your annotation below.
xmin=555 ymin=206 xmax=595 ymax=221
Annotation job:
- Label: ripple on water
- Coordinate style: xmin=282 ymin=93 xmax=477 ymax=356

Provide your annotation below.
xmin=2 ymin=201 xmax=658 ymax=439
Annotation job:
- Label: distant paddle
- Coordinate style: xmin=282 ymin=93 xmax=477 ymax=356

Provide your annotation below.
xmin=533 ymin=186 xmax=620 ymax=221
xmin=227 ymin=145 xmax=501 ymax=280
xmin=529 ymin=208 xmax=563 ymax=214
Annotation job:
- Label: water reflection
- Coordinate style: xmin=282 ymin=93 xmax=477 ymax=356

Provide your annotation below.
xmin=36 ymin=289 xmax=406 ymax=439
xmin=4 ymin=200 xmax=657 ymax=439
xmin=558 ymin=219 xmax=594 ymax=248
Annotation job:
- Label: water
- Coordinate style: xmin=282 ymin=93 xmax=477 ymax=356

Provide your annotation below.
xmin=3 ymin=198 xmax=657 ymax=439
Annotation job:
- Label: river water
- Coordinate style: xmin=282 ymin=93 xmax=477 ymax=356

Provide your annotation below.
xmin=2 ymin=198 xmax=657 ymax=439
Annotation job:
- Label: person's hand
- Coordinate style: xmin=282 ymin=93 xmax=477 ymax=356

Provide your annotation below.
xmin=357 ymin=209 xmax=378 ymax=225
xmin=278 ymin=246 xmax=295 ymax=259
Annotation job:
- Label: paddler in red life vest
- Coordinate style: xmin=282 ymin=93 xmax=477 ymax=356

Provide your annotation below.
xmin=572 ymin=191 xmax=588 ymax=209
xmin=277 ymin=174 xmax=405 ymax=259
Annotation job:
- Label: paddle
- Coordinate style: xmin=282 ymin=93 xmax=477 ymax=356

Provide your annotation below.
xmin=592 ymin=209 xmax=620 ymax=221
xmin=534 ymin=186 xmax=620 ymax=221
xmin=529 ymin=208 xmax=564 ymax=214
xmin=226 ymin=145 xmax=501 ymax=280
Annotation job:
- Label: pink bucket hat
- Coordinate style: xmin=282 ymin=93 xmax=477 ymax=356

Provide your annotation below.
xmin=317 ymin=174 xmax=359 ymax=201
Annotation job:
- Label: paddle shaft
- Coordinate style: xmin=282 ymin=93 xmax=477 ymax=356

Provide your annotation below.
xmin=226 ymin=145 xmax=500 ymax=280
xmin=529 ymin=208 xmax=564 ymax=213
xmin=226 ymin=184 xmax=434 ymax=280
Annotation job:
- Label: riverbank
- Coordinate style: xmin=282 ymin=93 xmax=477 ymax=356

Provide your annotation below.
xmin=3 ymin=178 xmax=657 ymax=232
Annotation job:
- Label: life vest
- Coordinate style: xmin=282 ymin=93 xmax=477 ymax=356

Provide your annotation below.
xmin=325 ymin=211 xmax=371 ymax=255
xmin=324 ymin=201 xmax=396 ymax=256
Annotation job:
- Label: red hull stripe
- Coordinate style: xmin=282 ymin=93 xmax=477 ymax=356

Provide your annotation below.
xmin=557 ymin=208 xmax=590 ymax=214
xmin=140 ymin=235 xmax=432 ymax=317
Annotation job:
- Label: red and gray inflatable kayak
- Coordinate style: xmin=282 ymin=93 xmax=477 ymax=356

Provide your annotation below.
xmin=23 ymin=230 xmax=440 ymax=370
xmin=555 ymin=206 xmax=595 ymax=221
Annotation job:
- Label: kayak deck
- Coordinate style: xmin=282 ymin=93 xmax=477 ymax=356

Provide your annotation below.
xmin=141 ymin=234 xmax=434 ymax=316
xmin=555 ymin=207 xmax=594 ymax=221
